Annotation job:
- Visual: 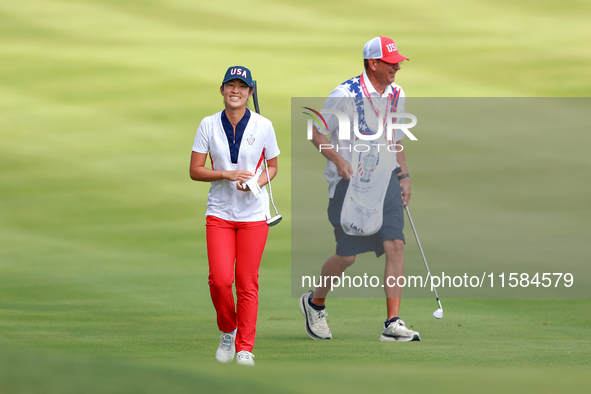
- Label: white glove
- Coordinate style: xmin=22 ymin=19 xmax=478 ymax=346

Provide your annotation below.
xmin=243 ymin=176 xmax=262 ymax=199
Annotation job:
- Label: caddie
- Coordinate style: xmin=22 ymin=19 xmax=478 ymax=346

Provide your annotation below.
xmin=299 ymin=36 xmax=420 ymax=342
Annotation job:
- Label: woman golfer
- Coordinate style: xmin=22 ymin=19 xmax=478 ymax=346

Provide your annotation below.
xmin=190 ymin=66 xmax=280 ymax=366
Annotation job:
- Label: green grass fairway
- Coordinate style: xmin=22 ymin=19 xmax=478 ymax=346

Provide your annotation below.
xmin=1 ymin=0 xmax=590 ymax=393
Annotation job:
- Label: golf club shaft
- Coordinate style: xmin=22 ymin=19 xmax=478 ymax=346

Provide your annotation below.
xmin=252 ymin=80 xmax=260 ymax=114
xmin=265 ymin=160 xmax=279 ymax=216
xmin=252 ymin=80 xmax=280 ymax=218
xmin=404 ymin=204 xmax=442 ymax=307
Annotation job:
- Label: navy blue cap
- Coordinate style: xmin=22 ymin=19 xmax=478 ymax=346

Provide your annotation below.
xmin=222 ymin=66 xmax=253 ymax=88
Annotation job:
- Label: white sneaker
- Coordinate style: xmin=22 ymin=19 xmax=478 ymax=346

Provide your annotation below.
xmin=380 ymin=318 xmax=420 ymax=342
xmin=299 ymin=291 xmax=332 ymax=340
xmin=215 ymin=330 xmax=236 ymax=363
xmin=236 ymin=350 xmax=255 ymax=366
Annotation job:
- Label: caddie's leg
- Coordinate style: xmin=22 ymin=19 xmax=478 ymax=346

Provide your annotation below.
xmin=311 ymin=254 xmax=356 ymax=306
xmin=383 ymin=239 xmax=405 ymax=319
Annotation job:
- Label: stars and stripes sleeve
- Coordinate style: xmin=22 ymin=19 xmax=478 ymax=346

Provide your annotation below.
xmin=316 ymin=85 xmax=354 ymax=135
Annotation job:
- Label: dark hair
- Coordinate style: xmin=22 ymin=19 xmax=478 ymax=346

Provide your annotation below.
xmin=364 ymin=59 xmax=369 ymax=70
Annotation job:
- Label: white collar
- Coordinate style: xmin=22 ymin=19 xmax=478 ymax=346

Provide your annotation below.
xmin=362 ymin=70 xmax=393 ymax=97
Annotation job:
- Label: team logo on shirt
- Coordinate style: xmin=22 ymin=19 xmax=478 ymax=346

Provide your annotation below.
xmin=247 ymin=134 xmax=255 ymax=145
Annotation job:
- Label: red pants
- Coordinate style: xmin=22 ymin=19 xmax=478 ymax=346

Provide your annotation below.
xmin=206 ymin=216 xmax=269 ymax=352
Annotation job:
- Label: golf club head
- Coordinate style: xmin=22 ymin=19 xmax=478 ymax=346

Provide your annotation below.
xmin=433 ymin=308 xmax=443 ymax=319
xmin=267 ymin=214 xmax=282 ymax=227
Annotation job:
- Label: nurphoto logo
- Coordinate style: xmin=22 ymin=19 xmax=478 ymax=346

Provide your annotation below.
xmin=302 ymin=107 xmax=417 ymax=153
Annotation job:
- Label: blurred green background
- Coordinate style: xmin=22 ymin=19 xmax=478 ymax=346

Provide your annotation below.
xmin=1 ymin=0 xmax=590 ymax=393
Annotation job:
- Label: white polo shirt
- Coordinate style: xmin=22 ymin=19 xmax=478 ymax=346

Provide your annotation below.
xmin=193 ymin=109 xmax=280 ymax=222
xmin=318 ymin=70 xmax=406 ymax=198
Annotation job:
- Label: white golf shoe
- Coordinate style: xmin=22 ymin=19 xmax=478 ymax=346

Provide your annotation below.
xmin=236 ymin=350 xmax=255 ymax=366
xmin=380 ymin=318 xmax=420 ymax=342
xmin=299 ymin=291 xmax=332 ymax=340
xmin=215 ymin=330 xmax=236 ymax=363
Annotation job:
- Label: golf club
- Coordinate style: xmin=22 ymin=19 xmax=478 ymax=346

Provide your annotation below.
xmin=404 ymin=203 xmax=443 ymax=319
xmin=264 ymin=159 xmax=282 ymax=226
xmin=252 ymin=80 xmax=282 ymax=227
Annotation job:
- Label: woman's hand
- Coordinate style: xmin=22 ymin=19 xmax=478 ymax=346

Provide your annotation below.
xmin=225 ymin=170 xmax=253 ymax=182
xmin=236 ymin=182 xmax=250 ymax=192
xmin=230 ymin=171 xmax=254 ymax=192
xmin=190 ymin=152 xmax=254 ymax=183
xmin=191 ymin=152 xmax=265 ymax=194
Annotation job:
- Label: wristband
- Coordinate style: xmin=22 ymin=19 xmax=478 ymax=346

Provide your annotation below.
xmin=397 ymin=174 xmax=410 ymax=180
